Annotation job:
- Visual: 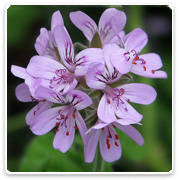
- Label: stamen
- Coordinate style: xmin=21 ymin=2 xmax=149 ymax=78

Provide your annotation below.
xmin=74 ymin=126 xmax=78 ymax=130
xmin=132 ymin=62 xmax=137 ymax=65
xmin=112 ymin=124 xmax=116 ymax=128
xmin=66 ymin=131 xmax=69 ymax=136
xmin=72 ymin=114 xmax=76 ymax=118
xmin=107 ymin=143 xmax=111 ymax=150
xmin=42 ymin=100 xmax=47 ymax=102
xmin=56 ymin=122 xmax=59 ymax=127
xmin=143 ymin=66 xmax=147 ymax=71
xmin=115 ymin=134 xmax=119 ymax=140
xmin=106 ymin=138 xmax=110 ymax=144
xmin=55 ymin=129 xmax=59 ymax=132
xmin=102 ymin=128 xmax=104 ymax=130
xmin=152 ymin=70 xmax=155 ymax=74
xmin=107 ymin=99 xmax=111 ymax=104
xmin=115 ymin=141 xmax=119 ymax=147
xmin=58 ymin=110 xmax=61 ymax=114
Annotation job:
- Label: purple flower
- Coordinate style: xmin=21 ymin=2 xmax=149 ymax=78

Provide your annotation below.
xmin=30 ymin=86 xmax=92 ymax=153
xmin=35 ymin=11 xmax=64 ymax=60
xmin=85 ymin=120 xmax=144 ymax=163
xmin=110 ymin=28 xmax=167 ymax=78
xmin=70 ymin=8 xmax=126 ymax=46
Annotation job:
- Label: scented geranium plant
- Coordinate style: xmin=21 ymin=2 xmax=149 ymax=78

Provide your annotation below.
xmin=11 ymin=8 xmax=167 ymax=165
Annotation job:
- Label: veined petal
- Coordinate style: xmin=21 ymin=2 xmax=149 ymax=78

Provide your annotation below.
xmin=86 ymin=62 xmax=108 ymax=89
xmin=118 ymin=83 xmax=157 ymax=105
xmin=11 ymin=65 xmax=29 ymax=79
xmin=103 ymin=43 xmax=122 ymax=82
xmin=74 ymin=48 xmax=104 ymax=76
xmin=15 ymin=83 xmax=32 ymax=102
xmin=26 ymin=101 xmax=52 ymax=126
xmin=123 ymin=28 xmax=148 ymax=52
xmin=51 ymin=10 xmax=64 ymax=31
xmin=66 ymin=90 xmax=92 ymax=110
xmin=34 ymin=28 xmax=49 ymax=56
xmin=53 ymin=115 xmax=75 ymax=153
xmin=70 ymin=11 xmax=97 ymax=42
xmin=99 ymin=128 xmax=122 ymax=162
xmin=27 ymin=55 xmax=66 ymax=79
xmin=84 ymin=129 xmax=101 ymax=163
xmin=114 ymin=122 xmax=144 ymax=146
xmin=30 ymin=106 xmax=59 ymax=135
xmin=111 ymin=48 xmax=132 ymax=74
xmin=98 ymin=8 xmax=126 ymax=45
xmin=35 ymin=86 xmax=66 ymax=104
xmin=75 ymin=111 xmax=87 ymax=144
xmin=97 ymin=94 xmax=117 ymax=123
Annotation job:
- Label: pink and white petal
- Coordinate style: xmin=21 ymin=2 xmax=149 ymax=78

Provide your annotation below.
xmin=98 ymin=8 xmax=126 ymax=45
xmin=53 ymin=26 xmax=74 ymax=71
xmin=26 ymin=101 xmax=52 ymax=126
xmin=75 ymin=111 xmax=87 ymax=144
xmin=123 ymin=28 xmax=148 ymax=52
xmin=27 ymin=55 xmax=66 ymax=79
xmin=139 ymin=53 xmax=163 ymax=70
xmin=131 ymin=65 xmax=167 ymax=78
xmin=84 ymin=129 xmax=101 ymax=163
xmin=11 ymin=65 xmax=29 ymax=79
xmin=114 ymin=122 xmax=144 ymax=146
xmin=111 ymin=49 xmax=132 ymax=74
xmin=86 ymin=121 xmax=108 ymax=134
xmin=66 ymin=90 xmax=92 ymax=110
xmin=99 ymin=128 xmax=122 ymax=162
xmin=15 ymin=83 xmax=32 ymax=102
xmin=53 ymin=116 xmax=75 ymax=153
xmin=86 ymin=62 xmax=108 ymax=89
xmin=51 ymin=10 xmax=64 ymax=31
xmin=70 ymin=11 xmax=97 ymax=42
xmin=98 ymin=94 xmax=117 ymax=123
xmin=30 ymin=106 xmax=59 ymax=135
xmin=115 ymin=118 xmax=141 ymax=125
xmin=34 ymin=28 xmax=49 ymax=56
xmin=74 ymin=48 xmax=104 ymax=76
xmin=61 ymin=78 xmax=78 ymax=95
xmin=109 ymin=30 xmax=125 ymax=44
xmin=119 ymin=83 xmax=157 ymax=105
xmin=114 ymin=100 xmax=143 ymax=122
xmin=35 ymin=86 xmax=66 ymax=103
xmin=103 ymin=43 xmax=122 ymax=81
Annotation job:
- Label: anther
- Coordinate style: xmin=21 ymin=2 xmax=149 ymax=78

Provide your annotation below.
xmin=115 ymin=141 xmax=119 ymax=147
xmin=73 ymin=114 xmax=76 ymax=118
xmin=152 ymin=70 xmax=155 ymax=74
xmin=132 ymin=62 xmax=137 ymax=65
xmin=115 ymin=134 xmax=119 ymax=140
xmin=61 ymin=115 xmax=64 ymax=119
xmin=107 ymin=144 xmax=111 ymax=150
xmin=58 ymin=110 xmax=61 ymax=114
xmin=135 ymin=56 xmax=139 ymax=60
xmin=74 ymin=126 xmax=78 ymax=130
xmin=42 ymin=100 xmax=46 ymax=102
xmin=112 ymin=124 xmax=116 ymax=128
xmin=102 ymin=128 xmax=104 ymax=130
xmin=66 ymin=131 xmax=69 ymax=136
xmin=55 ymin=129 xmax=59 ymax=132
xmin=107 ymin=99 xmax=111 ymax=104
xmin=120 ymin=88 xmax=124 ymax=95
xmin=106 ymin=138 xmax=110 ymax=144
xmin=56 ymin=122 xmax=59 ymax=127
xmin=143 ymin=66 xmax=146 ymax=71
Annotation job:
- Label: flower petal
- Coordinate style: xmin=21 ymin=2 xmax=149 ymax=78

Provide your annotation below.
xmin=114 ymin=122 xmax=144 ymax=146
xmin=123 ymin=28 xmax=148 ymax=52
xmin=66 ymin=90 xmax=92 ymax=110
xmin=110 ymin=48 xmax=132 ymax=74
xmin=97 ymin=94 xmax=117 ymax=123
xmin=51 ymin=10 xmax=64 ymax=31
xmin=119 ymin=83 xmax=157 ymax=105
xmin=98 ymin=8 xmax=126 ymax=45
xmin=84 ymin=129 xmax=101 ymax=163
xmin=70 ymin=11 xmax=97 ymax=42
xmin=86 ymin=62 xmax=108 ymax=89
xmin=30 ymin=106 xmax=59 ymax=135
xmin=74 ymin=48 xmax=104 ymax=76
xmin=15 ymin=83 xmax=32 ymax=102
xmin=26 ymin=101 xmax=52 ymax=126
xmin=53 ymin=116 xmax=75 ymax=153
xmin=53 ymin=26 xmax=75 ymax=71
xmin=11 ymin=65 xmax=29 ymax=79
xmin=75 ymin=111 xmax=87 ymax=144
xmin=27 ymin=55 xmax=66 ymax=79
xmin=99 ymin=127 xmax=122 ymax=162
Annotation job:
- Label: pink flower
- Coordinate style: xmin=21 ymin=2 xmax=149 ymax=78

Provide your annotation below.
xmin=70 ymin=8 xmax=126 ymax=46
xmin=30 ymin=86 xmax=92 ymax=153
xmin=110 ymin=28 xmax=168 ymax=78
xmin=85 ymin=120 xmax=144 ymax=163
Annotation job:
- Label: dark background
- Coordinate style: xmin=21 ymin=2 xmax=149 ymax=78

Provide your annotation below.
xmin=7 ymin=5 xmax=172 ymax=172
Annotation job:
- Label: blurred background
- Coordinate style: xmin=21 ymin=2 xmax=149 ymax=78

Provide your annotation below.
xmin=7 ymin=5 xmax=172 ymax=172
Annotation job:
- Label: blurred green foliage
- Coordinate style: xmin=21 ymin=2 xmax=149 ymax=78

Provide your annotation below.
xmin=7 ymin=5 xmax=172 ymax=172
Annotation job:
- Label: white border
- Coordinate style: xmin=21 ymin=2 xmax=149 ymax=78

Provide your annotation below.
xmin=1 ymin=0 xmax=176 ymax=178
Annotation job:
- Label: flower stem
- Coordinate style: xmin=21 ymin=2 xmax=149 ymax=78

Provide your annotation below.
xmin=93 ymin=147 xmax=104 ymax=172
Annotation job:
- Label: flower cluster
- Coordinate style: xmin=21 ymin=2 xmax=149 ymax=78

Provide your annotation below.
xmin=11 ymin=8 xmax=167 ymax=163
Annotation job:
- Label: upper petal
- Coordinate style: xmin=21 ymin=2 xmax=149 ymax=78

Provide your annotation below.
xmin=74 ymin=48 xmax=104 ymax=76
xmin=123 ymin=28 xmax=148 ymax=52
xmin=51 ymin=10 xmax=64 ymax=31
xmin=118 ymin=83 xmax=157 ymax=105
xmin=66 ymin=90 xmax=92 ymax=110
xmin=53 ymin=26 xmax=75 ymax=71
xmin=70 ymin=11 xmax=97 ymax=42
xmin=98 ymin=8 xmax=126 ymax=45
xmin=11 ymin=65 xmax=29 ymax=79
xmin=114 ymin=122 xmax=144 ymax=146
